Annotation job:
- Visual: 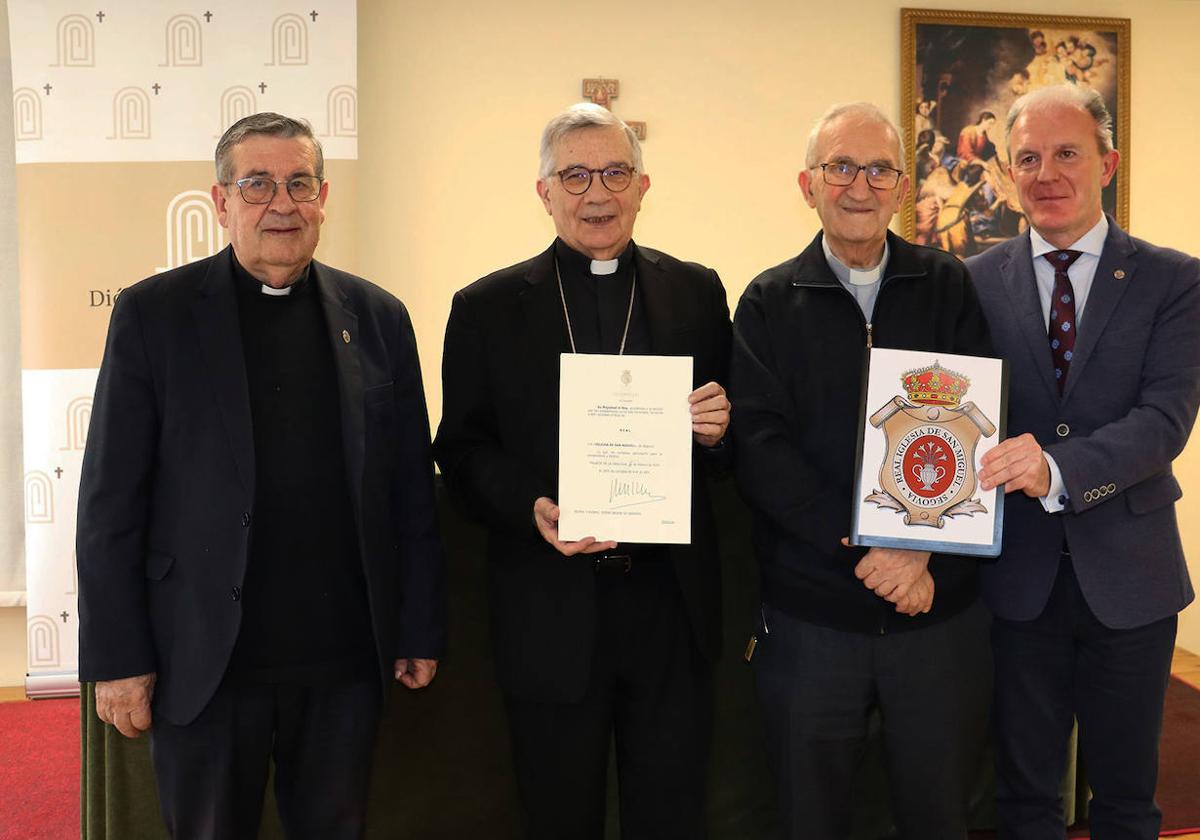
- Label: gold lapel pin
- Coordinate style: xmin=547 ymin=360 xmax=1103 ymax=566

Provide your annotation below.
xmin=1114 ymin=269 xmax=1126 ymax=280
xmin=342 ymin=329 xmax=351 ymax=344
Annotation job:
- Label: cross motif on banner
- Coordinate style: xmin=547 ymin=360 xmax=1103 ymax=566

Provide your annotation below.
xmin=54 ymin=467 xmax=63 ymax=478
xmin=203 ymin=10 xmax=213 ymax=22
xmin=582 ymin=78 xmax=647 ymax=140
xmin=43 ymin=83 xmax=52 ymax=95
xmin=60 ymin=611 xmax=70 ymax=622
xmin=258 ymin=81 xmax=268 ymax=93
xmin=95 ymin=10 xmax=105 ymax=22
xmin=152 ymin=83 xmax=161 ymax=95
xmin=310 ymin=9 xmax=319 ymax=21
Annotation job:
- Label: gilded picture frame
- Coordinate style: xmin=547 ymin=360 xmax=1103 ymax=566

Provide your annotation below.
xmin=900 ymin=8 xmax=1130 ymax=258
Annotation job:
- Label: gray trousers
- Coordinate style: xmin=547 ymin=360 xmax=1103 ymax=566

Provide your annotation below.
xmin=752 ymin=600 xmax=992 ymax=840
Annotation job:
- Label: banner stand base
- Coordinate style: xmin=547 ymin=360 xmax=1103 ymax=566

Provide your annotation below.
xmin=25 ymin=671 xmax=79 ymax=699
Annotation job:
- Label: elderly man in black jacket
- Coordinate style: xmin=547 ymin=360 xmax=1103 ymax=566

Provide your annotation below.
xmin=731 ymin=102 xmax=992 ymax=840
xmin=77 ymin=113 xmax=445 ymax=840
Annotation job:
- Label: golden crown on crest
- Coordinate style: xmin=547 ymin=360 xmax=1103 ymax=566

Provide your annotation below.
xmin=901 ymin=361 xmax=970 ymax=407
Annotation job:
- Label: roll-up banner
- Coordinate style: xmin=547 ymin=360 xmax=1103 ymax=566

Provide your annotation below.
xmin=9 ymin=0 xmax=359 ymax=697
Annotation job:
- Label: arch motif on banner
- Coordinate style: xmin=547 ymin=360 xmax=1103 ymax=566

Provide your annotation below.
xmin=219 ymin=86 xmax=256 ymax=135
xmin=51 ymin=14 xmax=94 ymax=67
xmin=24 ymin=471 xmax=53 ymax=524
xmin=60 ymin=397 xmax=92 ymax=451
xmin=162 ymin=14 xmax=203 ymax=66
xmin=267 ymin=14 xmax=308 ymax=65
xmin=13 ymin=88 xmax=42 ymax=140
xmin=109 ymin=87 xmax=151 ymax=139
xmin=158 ymin=190 xmax=224 ymax=273
xmin=325 ymin=85 xmax=357 ymax=137
xmin=28 ymin=615 xmax=60 ymax=667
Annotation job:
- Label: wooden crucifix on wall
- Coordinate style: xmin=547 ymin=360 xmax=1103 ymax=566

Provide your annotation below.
xmin=582 ymin=78 xmax=646 ymax=140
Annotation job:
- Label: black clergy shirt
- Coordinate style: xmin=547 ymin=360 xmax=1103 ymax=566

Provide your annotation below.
xmin=554 ymin=239 xmax=650 ymax=356
xmin=227 ymin=253 xmax=375 ymax=685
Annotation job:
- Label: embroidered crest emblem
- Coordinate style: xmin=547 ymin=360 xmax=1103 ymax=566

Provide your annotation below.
xmin=864 ymin=361 xmax=996 ymax=528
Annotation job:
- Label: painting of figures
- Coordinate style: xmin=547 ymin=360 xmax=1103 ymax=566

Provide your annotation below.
xmin=900 ymin=9 xmax=1130 ymax=257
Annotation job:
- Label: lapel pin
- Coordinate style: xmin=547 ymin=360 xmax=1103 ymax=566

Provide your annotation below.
xmin=342 ymin=329 xmax=351 ymax=344
xmin=1113 ymin=269 xmax=1126 ymax=280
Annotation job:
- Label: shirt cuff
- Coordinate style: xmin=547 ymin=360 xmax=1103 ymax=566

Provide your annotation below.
xmin=1039 ymin=452 xmax=1068 ymax=513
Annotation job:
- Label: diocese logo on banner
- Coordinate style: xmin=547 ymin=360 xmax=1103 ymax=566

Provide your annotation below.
xmin=864 ymin=361 xmax=996 ymax=528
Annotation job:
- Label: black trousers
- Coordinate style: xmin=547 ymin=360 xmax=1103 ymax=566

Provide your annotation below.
xmin=753 ymin=599 xmax=992 ymax=840
xmin=504 ymin=556 xmax=713 ymax=840
xmin=992 ymin=556 xmax=1177 ymax=840
xmin=148 ymin=676 xmax=382 ymax=840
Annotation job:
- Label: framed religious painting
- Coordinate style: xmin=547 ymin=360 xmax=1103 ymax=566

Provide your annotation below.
xmin=899 ymin=8 xmax=1130 ymax=258
xmin=850 ymin=348 xmax=1008 ymax=557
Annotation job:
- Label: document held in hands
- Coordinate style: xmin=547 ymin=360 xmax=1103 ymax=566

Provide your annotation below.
xmin=557 ymin=353 xmax=693 ymax=544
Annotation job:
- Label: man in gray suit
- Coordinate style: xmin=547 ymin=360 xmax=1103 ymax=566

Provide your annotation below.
xmin=971 ymin=85 xmax=1200 ymax=839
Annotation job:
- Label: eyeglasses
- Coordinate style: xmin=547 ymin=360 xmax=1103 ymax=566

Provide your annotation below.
xmin=818 ymin=162 xmax=903 ymax=190
xmin=227 ymin=175 xmax=323 ymax=205
xmin=555 ymin=165 xmax=636 ymax=195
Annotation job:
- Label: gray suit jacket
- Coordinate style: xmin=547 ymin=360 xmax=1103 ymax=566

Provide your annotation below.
xmin=967 ymin=219 xmax=1200 ymax=628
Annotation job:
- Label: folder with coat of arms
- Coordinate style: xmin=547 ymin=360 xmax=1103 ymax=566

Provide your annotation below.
xmin=850 ymin=348 xmax=1008 ymax=557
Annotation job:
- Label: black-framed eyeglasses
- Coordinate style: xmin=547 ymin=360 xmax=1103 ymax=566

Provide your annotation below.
xmin=555 ymin=165 xmax=636 ymax=195
xmin=226 ymin=175 xmax=323 ymax=205
xmin=818 ymin=162 xmax=903 ymax=190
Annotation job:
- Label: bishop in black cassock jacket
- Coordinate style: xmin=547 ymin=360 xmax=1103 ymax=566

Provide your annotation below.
xmin=434 ymin=103 xmax=732 ymax=840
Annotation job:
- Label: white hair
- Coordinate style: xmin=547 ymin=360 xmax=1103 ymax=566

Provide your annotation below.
xmin=537 ymin=102 xmax=644 ymax=180
xmin=804 ymin=102 xmax=906 ymax=171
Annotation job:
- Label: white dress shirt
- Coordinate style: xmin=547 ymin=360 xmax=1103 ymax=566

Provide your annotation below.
xmin=1032 ymin=215 xmax=1108 ymax=512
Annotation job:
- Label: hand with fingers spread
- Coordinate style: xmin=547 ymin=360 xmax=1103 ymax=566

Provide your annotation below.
xmin=978 ymin=432 xmax=1050 ymax=498
xmin=689 ymin=381 xmax=730 ymax=448
xmin=534 ymin=497 xmax=618 ymax=557
xmin=95 ymin=672 xmax=156 ymax=738
xmin=394 ymin=658 xmax=438 ymax=689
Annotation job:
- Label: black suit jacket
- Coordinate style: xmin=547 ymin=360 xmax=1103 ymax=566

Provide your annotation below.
xmin=77 ymin=246 xmax=446 ymax=725
xmin=433 ymin=242 xmax=731 ymax=702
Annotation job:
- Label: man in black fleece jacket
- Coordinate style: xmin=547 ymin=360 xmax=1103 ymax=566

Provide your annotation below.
xmin=731 ymin=102 xmax=993 ymax=840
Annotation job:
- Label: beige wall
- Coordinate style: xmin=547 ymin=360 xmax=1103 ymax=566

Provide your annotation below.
xmin=356 ymin=0 xmax=1200 ymax=654
xmin=0 ymin=607 xmax=25 ymax=685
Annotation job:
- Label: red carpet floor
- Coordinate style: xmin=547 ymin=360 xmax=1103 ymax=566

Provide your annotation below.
xmin=0 ymin=681 xmax=1194 ymax=839
xmin=0 ymin=697 xmax=78 ymax=840
xmin=1159 ymin=675 xmax=1200 ymax=836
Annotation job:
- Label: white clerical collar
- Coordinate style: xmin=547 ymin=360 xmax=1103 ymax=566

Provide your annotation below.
xmin=260 ymin=284 xmax=292 ymax=296
xmin=590 ymin=258 xmax=620 ymax=276
xmin=822 ymin=236 xmax=888 ymax=286
xmin=1030 ymin=214 xmax=1108 ymax=259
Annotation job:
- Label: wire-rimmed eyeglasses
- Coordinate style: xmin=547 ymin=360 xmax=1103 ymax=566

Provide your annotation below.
xmin=226 ymin=175 xmax=324 ymax=205
xmin=818 ymin=162 xmax=903 ymax=190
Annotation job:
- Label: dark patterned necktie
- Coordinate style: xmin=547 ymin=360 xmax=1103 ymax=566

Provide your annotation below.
xmin=1045 ymin=249 xmax=1082 ymax=393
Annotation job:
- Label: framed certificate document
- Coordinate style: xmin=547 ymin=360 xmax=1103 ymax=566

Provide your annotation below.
xmin=850 ymin=348 xmax=1008 ymax=557
xmin=557 ymin=353 xmax=693 ymax=544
